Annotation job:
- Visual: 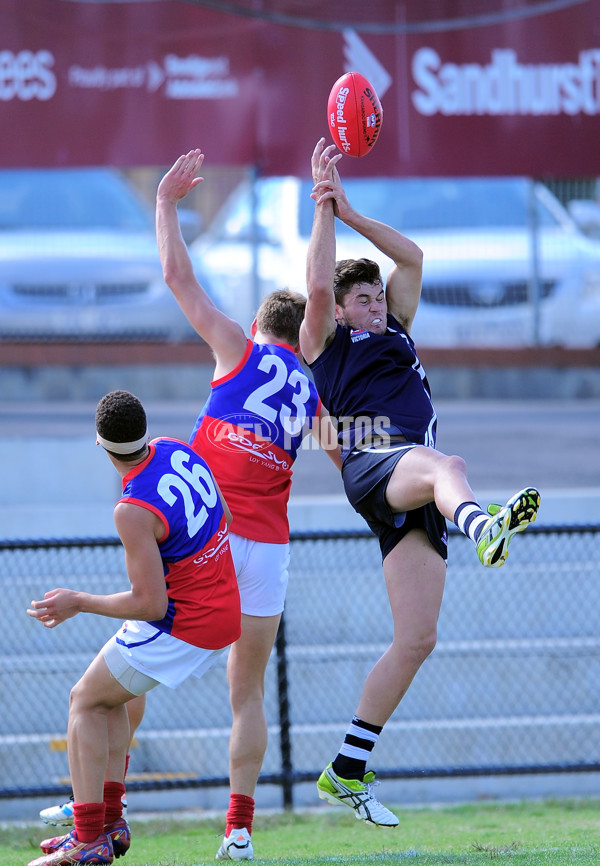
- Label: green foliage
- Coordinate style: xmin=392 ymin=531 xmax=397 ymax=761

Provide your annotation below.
xmin=2 ymin=798 xmax=600 ymax=865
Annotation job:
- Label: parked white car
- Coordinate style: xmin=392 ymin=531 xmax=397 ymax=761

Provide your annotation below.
xmin=195 ymin=175 xmax=600 ymax=347
xmin=0 ymin=167 xmax=211 ymax=341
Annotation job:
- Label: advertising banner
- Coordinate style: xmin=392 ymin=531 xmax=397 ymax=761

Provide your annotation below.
xmin=1 ymin=0 xmax=599 ymax=175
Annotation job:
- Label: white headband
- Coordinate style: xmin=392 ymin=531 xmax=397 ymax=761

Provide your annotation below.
xmin=96 ymin=430 xmax=149 ymax=455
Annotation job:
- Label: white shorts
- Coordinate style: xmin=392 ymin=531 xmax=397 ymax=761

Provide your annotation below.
xmin=229 ymin=532 xmax=290 ymax=617
xmin=102 ymin=620 xmax=228 ymax=693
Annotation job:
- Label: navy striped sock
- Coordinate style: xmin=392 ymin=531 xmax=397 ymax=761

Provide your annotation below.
xmin=332 ymin=716 xmax=382 ymax=781
xmin=454 ymin=501 xmax=489 ymax=543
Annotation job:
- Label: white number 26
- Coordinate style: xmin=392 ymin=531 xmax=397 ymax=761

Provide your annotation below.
xmin=157 ymin=450 xmax=218 ymax=537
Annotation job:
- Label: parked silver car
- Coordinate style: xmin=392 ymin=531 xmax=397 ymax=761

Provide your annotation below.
xmin=196 ymin=175 xmax=600 ymax=347
xmin=0 ymin=167 xmax=208 ymax=340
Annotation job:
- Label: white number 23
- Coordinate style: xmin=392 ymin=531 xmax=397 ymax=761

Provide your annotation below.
xmin=243 ymin=354 xmax=310 ymax=436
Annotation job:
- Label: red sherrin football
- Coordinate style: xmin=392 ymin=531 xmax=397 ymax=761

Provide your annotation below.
xmin=327 ymin=71 xmax=383 ymax=158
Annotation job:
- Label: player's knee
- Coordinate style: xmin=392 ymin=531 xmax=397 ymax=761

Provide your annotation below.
xmin=414 ymin=629 xmax=437 ymax=663
xmin=441 ymin=453 xmax=467 ymax=480
xmin=68 ymin=679 xmax=89 ymax=713
xmin=408 ymin=625 xmax=438 ymax=664
xmin=229 ymin=675 xmax=266 ymax=711
xmin=394 ymin=627 xmax=437 ymax=670
xmin=69 ymin=678 xmax=109 ymax=715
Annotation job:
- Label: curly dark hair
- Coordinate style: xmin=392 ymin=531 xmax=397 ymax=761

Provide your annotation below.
xmin=255 ymin=288 xmax=307 ymax=345
xmin=333 ymin=258 xmax=383 ymax=305
xmin=95 ymin=390 xmax=148 ymax=461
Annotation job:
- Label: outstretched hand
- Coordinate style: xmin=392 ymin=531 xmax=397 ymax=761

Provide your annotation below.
xmin=27 ymin=588 xmax=80 ymax=629
xmin=311 ymin=137 xmax=351 ymax=221
xmin=311 ymin=137 xmax=341 ymax=184
xmin=157 ymin=149 xmax=205 ymax=204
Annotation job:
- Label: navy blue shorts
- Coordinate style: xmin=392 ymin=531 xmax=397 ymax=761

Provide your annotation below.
xmin=342 ymin=443 xmax=448 ymax=563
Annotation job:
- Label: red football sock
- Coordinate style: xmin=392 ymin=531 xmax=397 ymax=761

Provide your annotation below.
xmin=103 ymin=780 xmax=126 ymax=825
xmin=225 ymin=793 xmax=255 ymax=836
xmin=73 ymin=801 xmax=105 ymax=843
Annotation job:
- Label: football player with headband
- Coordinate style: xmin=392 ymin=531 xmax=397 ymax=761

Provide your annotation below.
xmin=27 ymin=390 xmax=241 ymax=866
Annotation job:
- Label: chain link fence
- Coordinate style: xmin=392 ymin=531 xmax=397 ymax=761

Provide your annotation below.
xmin=2 ymin=524 xmax=599 ymax=806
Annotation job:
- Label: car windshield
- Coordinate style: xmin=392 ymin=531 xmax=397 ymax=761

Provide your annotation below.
xmin=298 ymin=177 xmax=561 ymax=236
xmin=0 ymin=168 xmax=152 ymax=231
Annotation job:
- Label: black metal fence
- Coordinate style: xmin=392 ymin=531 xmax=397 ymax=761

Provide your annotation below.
xmin=2 ymin=525 xmax=599 ymax=807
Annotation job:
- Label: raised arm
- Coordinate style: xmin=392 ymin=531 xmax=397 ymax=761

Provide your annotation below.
xmin=156 ymin=149 xmax=248 ymax=376
xmin=334 ymin=190 xmax=424 ymax=334
xmin=300 ymin=139 xmax=341 ymax=365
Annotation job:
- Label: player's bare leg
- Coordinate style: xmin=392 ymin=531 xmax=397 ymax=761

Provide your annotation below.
xmin=67 ymin=654 xmax=133 ymax=805
xmin=385 ymin=447 xmax=539 ymax=567
xmin=216 ymin=613 xmax=281 ymax=860
xmin=384 ymin=446 xmax=475 ymax=518
xmin=227 ymin=613 xmax=281 ymax=794
xmin=126 ymin=692 xmax=146 ymax=741
xmin=356 ymin=529 xmax=446 ymax=724
xmin=39 ymin=693 xmax=144 ymax=829
xmin=31 ymin=657 xmax=135 ymax=866
xmin=317 ymin=530 xmax=445 ymax=826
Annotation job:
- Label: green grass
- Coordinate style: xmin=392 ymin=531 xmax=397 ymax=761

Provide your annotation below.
xmin=3 ymin=798 xmax=600 ymax=865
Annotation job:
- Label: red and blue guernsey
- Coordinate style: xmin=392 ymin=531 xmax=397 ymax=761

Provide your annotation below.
xmin=189 ymin=339 xmax=321 ymax=544
xmin=119 ymin=437 xmax=241 ymax=650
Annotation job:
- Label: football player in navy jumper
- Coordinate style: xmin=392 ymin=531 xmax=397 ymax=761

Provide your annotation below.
xmin=300 ymin=139 xmax=540 ymax=827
